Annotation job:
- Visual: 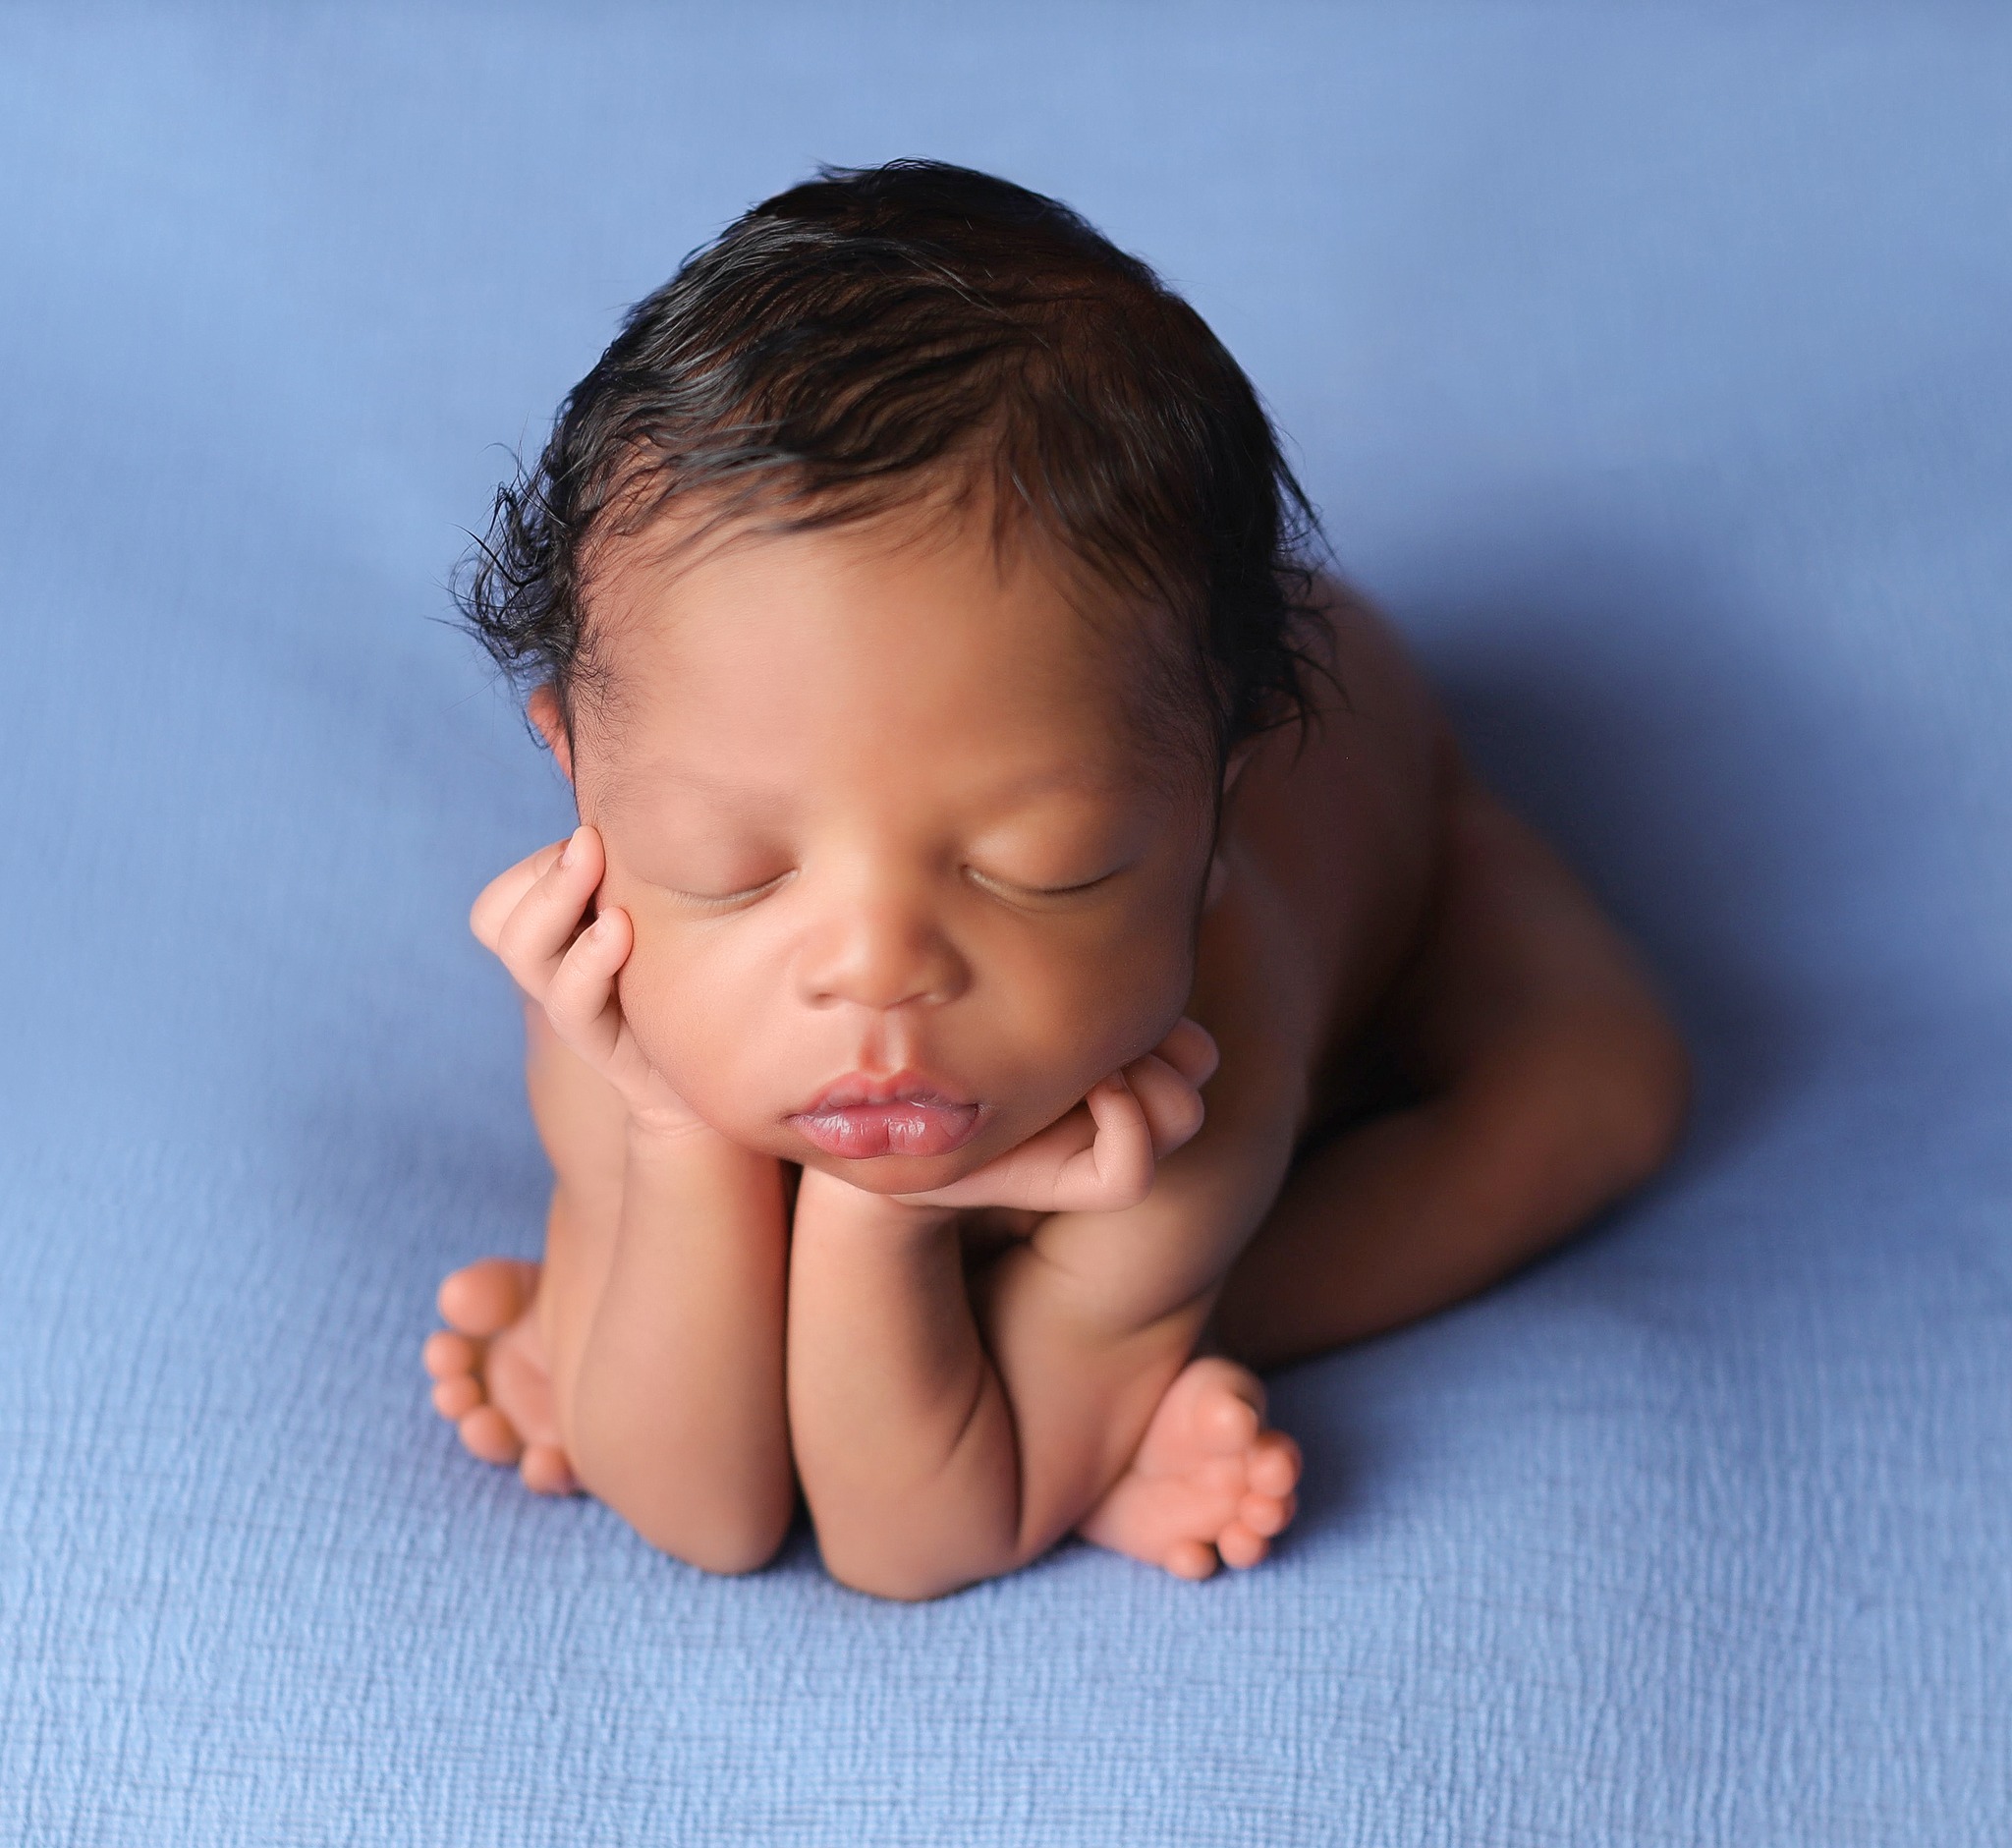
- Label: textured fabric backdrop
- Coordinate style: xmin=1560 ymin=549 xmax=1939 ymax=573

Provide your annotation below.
xmin=2 ymin=5 xmax=2007 ymax=1843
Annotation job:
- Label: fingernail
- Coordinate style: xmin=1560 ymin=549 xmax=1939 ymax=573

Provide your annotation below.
xmin=559 ymin=827 xmax=583 ymax=868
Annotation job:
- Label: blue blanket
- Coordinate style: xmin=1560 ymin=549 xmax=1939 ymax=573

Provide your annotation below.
xmin=4 ymin=6 xmax=2006 ymax=1842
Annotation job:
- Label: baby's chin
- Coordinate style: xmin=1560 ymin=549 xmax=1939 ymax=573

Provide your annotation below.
xmin=796 ymin=1153 xmax=966 ymax=1196
xmin=785 ymin=1131 xmax=1002 ymax=1197
xmin=772 ymin=1103 xmax=1040 ymax=1197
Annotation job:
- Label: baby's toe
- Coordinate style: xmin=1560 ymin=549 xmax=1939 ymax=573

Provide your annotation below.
xmin=1164 ymin=1539 xmax=1219 ymax=1582
xmin=431 ymin=1374 xmax=483 ymax=1421
xmin=437 ymin=1258 xmax=539 ymax=1338
xmin=1200 ymin=1390 xmax=1261 ymax=1453
xmin=519 ymin=1443 xmax=578 ymax=1497
xmin=1238 ymin=1487 xmax=1296 ymax=1539
xmin=1192 ymin=1452 xmax=1252 ymax=1502
xmin=1248 ymin=1430 xmax=1302 ymax=1499
xmin=456 ymin=1404 xmax=525 ymax=1466
xmin=422 ymin=1330 xmax=479 ymax=1379
xmin=1217 ymin=1521 xmax=1270 ymax=1571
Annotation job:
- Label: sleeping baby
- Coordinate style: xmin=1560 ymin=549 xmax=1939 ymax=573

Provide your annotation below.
xmin=421 ymin=160 xmax=1689 ymax=1599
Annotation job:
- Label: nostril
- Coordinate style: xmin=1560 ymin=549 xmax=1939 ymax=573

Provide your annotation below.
xmin=792 ymin=893 xmax=975 ymax=1014
xmin=798 ymin=941 xmax=969 ymax=1012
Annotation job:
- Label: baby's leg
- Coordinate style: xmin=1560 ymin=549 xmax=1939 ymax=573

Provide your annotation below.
xmin=929 ymin=1223 xmax=1301 ymax=1580
xmin=420 ymin=1193 xmax=603 ymax=1495
xmin=424 ymin=1252 xmax=563 ymax=1488
xmin=422 ymin=1002 xmax=630 ymax=1493
xmin=1214 ymin=769 xmax=1689 ymax=1369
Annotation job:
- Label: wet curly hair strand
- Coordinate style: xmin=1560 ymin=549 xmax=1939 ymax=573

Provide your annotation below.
xmin=456 ymin=158 xmax=1332 ymax=772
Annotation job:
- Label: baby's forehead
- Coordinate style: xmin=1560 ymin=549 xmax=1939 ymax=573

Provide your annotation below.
xmin=581 ymin=714 xmax=1214 ymax=861
xmin=583 ymin=732 xmax=1150 ymax=812
xmin=576 ymin=497 xmax=1212 ymax=779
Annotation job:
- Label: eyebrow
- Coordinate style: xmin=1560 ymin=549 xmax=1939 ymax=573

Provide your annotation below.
xmin=592 ymin=760 xmax=788 ymax=820
xmin=591 ymin=757 xmax=1135 ymax=816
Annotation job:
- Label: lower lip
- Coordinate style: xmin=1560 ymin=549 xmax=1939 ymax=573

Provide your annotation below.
xmin=788 ymin=1099 xmax=982 ymax=1159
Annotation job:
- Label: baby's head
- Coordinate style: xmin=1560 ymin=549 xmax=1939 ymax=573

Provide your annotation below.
xmin=462 ymin=160 xmax=1326 ymax=1191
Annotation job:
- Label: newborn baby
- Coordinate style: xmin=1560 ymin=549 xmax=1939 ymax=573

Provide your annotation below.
xmin=422 ymin=160 xmax=1689 ymax=1599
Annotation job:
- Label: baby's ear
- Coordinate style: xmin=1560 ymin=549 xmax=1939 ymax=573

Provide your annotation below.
xmin=1220 ymin=740 xmax=1257 ymax=799
xmin=527 ymin=685 xmax=575 ymax=784
xmin=1202 ymin=743 xmax=1256 ymax=911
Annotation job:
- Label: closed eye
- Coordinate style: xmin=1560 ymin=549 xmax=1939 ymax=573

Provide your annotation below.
xmin=669 ymin=869 xmax=795 ymax=910
xmin=965 ymin=865 xmax=1124 ymax=904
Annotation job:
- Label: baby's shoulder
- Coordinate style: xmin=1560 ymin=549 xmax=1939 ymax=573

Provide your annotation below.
xmin=1201 ymin=578 xmax=1453 ymax=1108
xmin=1294 ymin=574 xmax=1448 ymax=791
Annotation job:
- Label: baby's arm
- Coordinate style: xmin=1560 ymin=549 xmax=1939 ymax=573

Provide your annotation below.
xmin=475 ymin=830 xmax=794 ymax=1573
xmin=788 ymin=1045 xmax=1261 ymax=1600
xmin=566 ymin=1116 xmax=790 ymax=1572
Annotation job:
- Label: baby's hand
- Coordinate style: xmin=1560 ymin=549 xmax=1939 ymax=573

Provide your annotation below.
xmin=894 ymin=1020 xmax=1218 ymax=1215
xmin=471 ymin=825 xmax=701 ymax=1138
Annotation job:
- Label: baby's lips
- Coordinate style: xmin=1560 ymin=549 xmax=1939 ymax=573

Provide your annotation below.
xmin=788 ymin=1097 xmax=983 ymax=1159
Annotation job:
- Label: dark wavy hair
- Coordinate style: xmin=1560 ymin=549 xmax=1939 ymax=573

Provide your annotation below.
xmin=456 ymin=158 xmax=1331 ymax=772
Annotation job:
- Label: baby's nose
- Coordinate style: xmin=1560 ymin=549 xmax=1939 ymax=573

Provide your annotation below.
xmin=797 ymin=892 xmax=971 ymax=1012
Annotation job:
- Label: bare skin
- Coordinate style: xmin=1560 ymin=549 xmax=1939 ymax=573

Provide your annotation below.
xmin=424 ymin=503 xmax=1689 ymax=1597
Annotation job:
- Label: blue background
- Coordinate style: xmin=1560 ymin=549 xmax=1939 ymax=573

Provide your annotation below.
xmin=3 ymin=5 xmax=2007 ymax=1842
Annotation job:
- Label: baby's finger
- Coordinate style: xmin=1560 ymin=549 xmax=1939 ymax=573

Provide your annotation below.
xmin=492 ymin=825 xmax=605 ymax=996
xmin=889 ymin=1107 xmax=1095 ymax=1210
xmin=542 ymin=903 xmax=633 ymax=1071
xmin=1074 ymin=1071 xmax=1155 ymax=1209
xmin=469 ymin=839 xmax=567 ymax=952
xmin=1152 ymin=1018 xmax=1219 ymax=1089
xmin=1123 ymin=1052 xmax=1206 ymax=1158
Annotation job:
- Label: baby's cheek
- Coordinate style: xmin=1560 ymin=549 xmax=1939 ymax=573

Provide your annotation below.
xmin=1016 ymin=934 xmax=1192 ymax=1089
xmin=613 ymin=940 xmax=783 ymax=1133
xmin=612 ymin=941 xmax=712 ymax=1078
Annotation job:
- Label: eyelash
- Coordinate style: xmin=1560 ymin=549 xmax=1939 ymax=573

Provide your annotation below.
xmin=669 ymin=866 xmax=1118 ymax=912
xmin=671 ymin=870 xmax=794 ymax=910
xmin=965 ymin=867 xmax=1116 ymax=903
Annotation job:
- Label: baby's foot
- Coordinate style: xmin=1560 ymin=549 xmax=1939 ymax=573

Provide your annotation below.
xmin=421 ymin=1258 xmax=579 ymax=1496
xmin=1077 ymin=1356 xmax=1301 ymax=1581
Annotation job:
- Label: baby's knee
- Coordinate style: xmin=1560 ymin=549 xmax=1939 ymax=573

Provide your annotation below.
xmin=1613 ymin=1006 xmax=1691 ymax=1179
xmin=1464 ymin=992 xmax=1689 ymax=1204
xmin=1537 ymin=996 xmax=1691 ymax=1192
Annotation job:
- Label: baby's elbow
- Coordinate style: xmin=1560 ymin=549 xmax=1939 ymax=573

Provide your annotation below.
xmin=687 ymin=1522 xmax=792 ymax=1580
xmin=636 ymin=1507 xmax=791 ymax=1579
xmin=574 ymin=1447 xmax=794 ymax=1578
xmin=830 ymin=1567 xmax=952 ymax=1604
xmin=814 ymin=1528 xmax=1001 ymax=1603
xmin=818 ymin=1549 xmax=970 ymax=1604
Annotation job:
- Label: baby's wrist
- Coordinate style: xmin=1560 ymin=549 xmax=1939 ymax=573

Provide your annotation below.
xmin=621 ymin=1110 xmax=787 ymax=1209
xmin=797 ymin=1165 xmax=956 ymax=1240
